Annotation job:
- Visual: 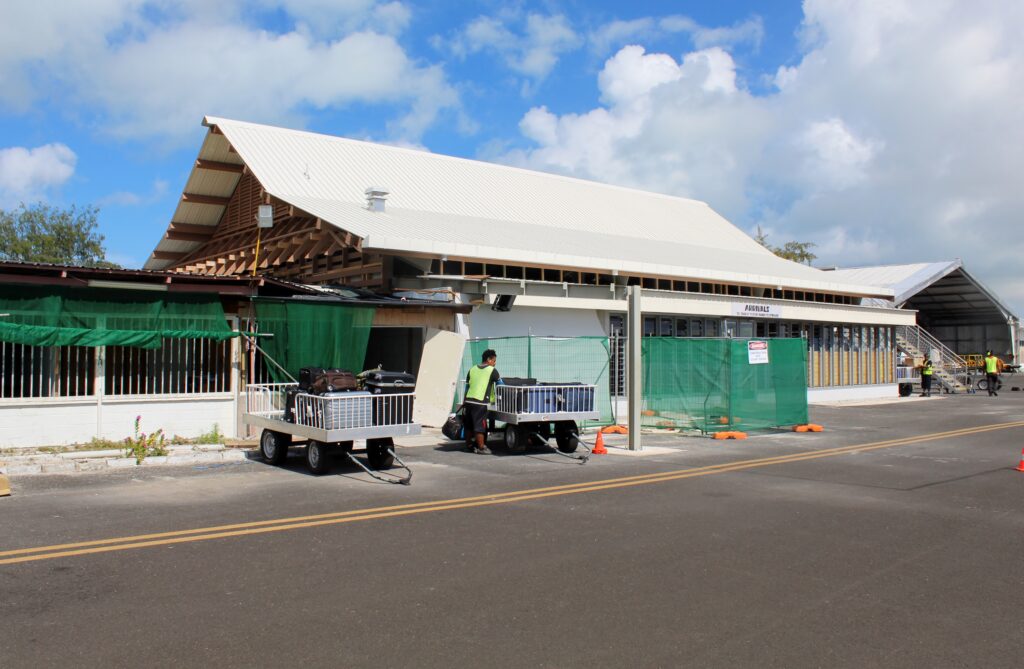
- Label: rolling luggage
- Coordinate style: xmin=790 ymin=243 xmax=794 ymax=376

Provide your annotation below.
xmin=319 ymin=391 xmax=373 ymax=430
xmin=283 ymin=386 xmax=303 ymax=423
xmin=542 ymin=382 xmax=595 ymax=412
xmin=299 ymin=367 xmax=358 ymax=394
xmin=362 ymin=370 xmax=416 ymax=425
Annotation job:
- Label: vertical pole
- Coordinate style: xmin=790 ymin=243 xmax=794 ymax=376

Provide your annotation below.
xmin=627 ymin=285 xmax=642 ymax=451
xmin=231 ymin=315 xmax=242 ymax=439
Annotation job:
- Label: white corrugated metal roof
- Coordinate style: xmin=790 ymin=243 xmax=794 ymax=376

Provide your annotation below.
xmin=146 ymin=116 xmax=892 ymax=297
xmin=825 ymin=262 xmax=961 ymax=304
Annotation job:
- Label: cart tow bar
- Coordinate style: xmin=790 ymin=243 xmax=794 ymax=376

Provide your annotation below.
xmin=344 ymin=449 xmax=413 ymax=486
xmin=529 ymin=431 xmax=590 ymax=464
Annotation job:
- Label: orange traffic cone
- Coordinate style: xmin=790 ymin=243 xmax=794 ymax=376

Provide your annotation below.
xmin=592 ymin=431 xmax=608 ymax=455
xmin=1016 ymin=449 xmax=1024 ymax=472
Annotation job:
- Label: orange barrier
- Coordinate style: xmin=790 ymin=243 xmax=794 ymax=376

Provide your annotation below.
xmin=793 ymin=424 xmax=824 ymax=433
xmin=600 ymin=425 xmax=628 ymax=435
xmin=1016 ymin=448 xmax=1024 ymax=472
xmin=592 ymin=432 xmax=608 ymax=455
xmin=713 ymin=431 xmax=748 ymax=440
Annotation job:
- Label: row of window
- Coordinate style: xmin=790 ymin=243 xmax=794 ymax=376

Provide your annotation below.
xmin=425 ymin=258 xmax=861 ymax=305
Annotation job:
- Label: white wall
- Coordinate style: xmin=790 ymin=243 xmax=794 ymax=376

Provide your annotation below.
xmin=0 ymin=394 xmax=236 ymax=449
xmin=468 ymin=305 xmax=606 ymax=338
xmin=807 ymin=384 xmax=898 ymax=403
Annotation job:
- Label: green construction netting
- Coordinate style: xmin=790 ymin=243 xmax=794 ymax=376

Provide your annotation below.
xmin=253 ymin=299 xmax=375 ymax=382
xmin=456 ymin=336 xmax=614 ymax=425
xmin=0 ymin=285 xmax=235 ymax=349
xmin=642 ymin=337 xmax=808 ymax=433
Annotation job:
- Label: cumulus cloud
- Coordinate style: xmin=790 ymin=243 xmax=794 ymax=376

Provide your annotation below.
xmin=589 ymin=13 xmax=763 ymax=55
xmin=441 ymin=11 xmax=582 ymax=93
xmin=0 ymin=1 xmax=455 ymax=145
xmin=0 ymin=144 xmax=77 ymax=203
xmin=505 ymin=0 xmax=1024 ymax=314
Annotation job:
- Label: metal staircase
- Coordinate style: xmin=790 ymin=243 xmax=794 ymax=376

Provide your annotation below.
xmin=895 ymin=325 xmax=971 ymax=394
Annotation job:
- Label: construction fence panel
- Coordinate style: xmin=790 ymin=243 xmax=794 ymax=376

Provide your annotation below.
xmin=456 ymin=336 xmax=614 ymax=425
xmin=642 ymin=338 xmax=808 ymax=433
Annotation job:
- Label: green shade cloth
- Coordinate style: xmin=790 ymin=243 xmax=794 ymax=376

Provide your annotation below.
xmin=253 ymin=299 xmax=375 ymax=382
xmin=642 ymin=337 xmax=808 ymax=433
xmin=0 ymin=285 xmax=235 ymax=349
xmin=457 ymin=336 xmax=614 ymax=426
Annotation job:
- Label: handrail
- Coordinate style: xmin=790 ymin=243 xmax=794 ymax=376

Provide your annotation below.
xmin=895 ymin=325 xmax=969 ymax=392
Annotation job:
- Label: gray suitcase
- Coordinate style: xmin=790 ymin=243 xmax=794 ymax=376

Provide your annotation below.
xmin=320 ymin=391 xmax=372 ymax=430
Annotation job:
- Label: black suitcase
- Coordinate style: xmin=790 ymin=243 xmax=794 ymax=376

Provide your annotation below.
xmin=363 ymin=370 xmax=416 ymax=424
xmin=283 ymin=386 xmax=302 ymax=423
xmin=500 ymin=377 xmax=537 ymax=386
xmin=298 ymin=367 xmax=323 ymax=391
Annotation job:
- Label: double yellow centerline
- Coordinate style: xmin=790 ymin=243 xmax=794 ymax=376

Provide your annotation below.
xmin=2 ymin=420 xmax=1022 ymax=566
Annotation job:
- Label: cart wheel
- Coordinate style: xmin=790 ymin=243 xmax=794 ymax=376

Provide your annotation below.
xmin=305 ymin=440 xmax=331 ymax=476
xmin=554 ymin=421 xmax=579 ymax=453
xmin=504 ymin=425 xmax=526 ymax=453
xmin=260 ymin=429 xmax=290 ymax=465
xmin=366 ymin=438 xmax=395 ymax=469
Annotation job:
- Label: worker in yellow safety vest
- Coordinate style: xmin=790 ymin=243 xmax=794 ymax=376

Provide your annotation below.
xmin=463 ymin=348 xmax=500 ymax=454
xmin=920 ymin=356 xmax=934 ymax=397
xmin=983 ymin=350 xmax=1001 ymax=397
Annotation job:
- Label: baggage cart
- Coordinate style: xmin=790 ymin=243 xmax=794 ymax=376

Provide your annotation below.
xmin=489 ymin=383 xmax=599 ymax=457
xmin=244 ymin=382 xmax=418 ymax=483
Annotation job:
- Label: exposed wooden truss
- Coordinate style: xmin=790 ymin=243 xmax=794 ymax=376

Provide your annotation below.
xmin=168 ymin=170 xmax=383 ymax=288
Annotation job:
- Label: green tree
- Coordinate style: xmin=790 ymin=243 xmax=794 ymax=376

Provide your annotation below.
xmin=754 ymin=225 xmax=817 ymax=266
xmin=0 ymin=202 xmax=117 ymax=267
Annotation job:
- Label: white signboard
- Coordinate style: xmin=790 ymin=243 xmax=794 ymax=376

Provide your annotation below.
xmin=748 ymin=340 xmax=769 ymax=365
xmin=731 ymin=303 xmax=782 ymax=319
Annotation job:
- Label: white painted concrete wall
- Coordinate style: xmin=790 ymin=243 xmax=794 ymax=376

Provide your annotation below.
xmin=0 ymin=394 xmax=236 ymax=449
xmin=468 ymin=305 xmax=607 ymax=338
xmin=807 ymin=384 xmax=898 ymax=404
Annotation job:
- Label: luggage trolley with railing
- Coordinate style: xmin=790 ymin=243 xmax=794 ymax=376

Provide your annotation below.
xmin=244 ymin=382 xmax=419 ymax=483
xmin=490 ymin=383 xmax=599 ymax=457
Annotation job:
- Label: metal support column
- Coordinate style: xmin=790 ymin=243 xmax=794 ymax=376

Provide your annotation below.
xmin=627 ymin=285 xmax=642 ymax=451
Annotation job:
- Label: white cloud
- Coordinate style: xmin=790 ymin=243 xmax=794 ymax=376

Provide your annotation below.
xmin=796 ymin=118 xmax=881 ymax=190
xmin=0 ymin=144 xmax=77 ymax=203
xmin=589 ymin=13 xmax=763 ymax=56
xmin=0 ymin=1 xmax=454 ymax=145
xmin=442 ymin=12 xmax=582 ymax=92
xmin=96 ymin=178 xmax=169 ymax=208
xmin=504 ymin=0 xmax=1024 ymax=314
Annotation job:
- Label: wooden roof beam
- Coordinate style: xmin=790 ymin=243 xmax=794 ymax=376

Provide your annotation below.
xmin=151 ymin=250 xmax=188 ymax=261
xmin=195 ymin=159 xmax=244 ymax=173
xmin=168 ymin=222 xmax=216 ymax=236
xmin=181 ymin=193 xmax=230 ymax=206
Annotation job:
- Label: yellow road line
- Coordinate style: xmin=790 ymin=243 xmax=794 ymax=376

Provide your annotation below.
xmin=2 ymin=420 xmax=1021 ymax=566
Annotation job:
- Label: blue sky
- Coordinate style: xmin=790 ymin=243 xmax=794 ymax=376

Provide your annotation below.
xmin=1 ymin=1 xmax=1022 ymax=315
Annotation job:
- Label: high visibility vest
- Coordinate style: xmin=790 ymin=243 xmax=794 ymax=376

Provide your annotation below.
xmin=466 ymin=364 xmax=497 ymax=403
xmin=985 ymin=356 xmax=999 ymax=374
xmin=922 ymin=362 xmax=933 ymax=376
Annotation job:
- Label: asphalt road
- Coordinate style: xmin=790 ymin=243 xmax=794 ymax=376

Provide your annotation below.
xmin=2 ymin=392 xmax=1024 ymax=668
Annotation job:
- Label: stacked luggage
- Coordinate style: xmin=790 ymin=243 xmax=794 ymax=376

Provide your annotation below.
xmin=284 ymin=366 xmax=416 ymax=428
xmin=361 ymin=369 xmax=416 ymax=425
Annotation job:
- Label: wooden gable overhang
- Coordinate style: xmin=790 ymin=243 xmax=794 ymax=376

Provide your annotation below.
xmin=150 ymin=126 xmax=385 ymax=289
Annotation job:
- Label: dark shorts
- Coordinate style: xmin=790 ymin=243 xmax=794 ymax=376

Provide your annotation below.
xmin=463 ymin=402 xmax=489 ymax=438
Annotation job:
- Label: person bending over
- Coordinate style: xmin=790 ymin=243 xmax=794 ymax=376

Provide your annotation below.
xmin=463 ymin=349 xmax=500 ymax=455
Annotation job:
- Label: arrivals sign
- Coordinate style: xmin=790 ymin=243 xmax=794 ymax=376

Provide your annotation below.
xmin=747 ymin=340 xmax=769 ymax=365
xmin=731 ymin=302 xmax=782 ymax=319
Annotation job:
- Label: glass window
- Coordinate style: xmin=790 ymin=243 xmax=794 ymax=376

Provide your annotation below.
xmin=739 ymin=322 xmax=754 ymax=338
xmin=675 ymin=319 xmax=689 ymax=337
xmin=723 ymin=319 xmax=737 ymax=337
xmin=643 ymin=316 xmax=656 ymax=337
xmin=659 ymin=317 xmax=674 ymax=336
xmin=691 ymin=319 xmax=704 ymax=337
xmin=706 ymin=319 xmax=720 ymax=337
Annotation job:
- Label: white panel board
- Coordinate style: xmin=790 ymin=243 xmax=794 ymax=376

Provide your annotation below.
xmin=413 ymin=329 xmax=466 ymax=427
xmin=468 ymin=306 xmax=606 ymax=338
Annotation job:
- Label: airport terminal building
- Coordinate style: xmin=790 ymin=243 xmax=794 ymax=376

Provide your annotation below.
xmin=144 ymin=117 xmax=916 ymax=402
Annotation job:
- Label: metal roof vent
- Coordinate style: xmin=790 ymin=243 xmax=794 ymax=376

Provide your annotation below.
xmin=365 ymin=187 xmax=389 ymax=213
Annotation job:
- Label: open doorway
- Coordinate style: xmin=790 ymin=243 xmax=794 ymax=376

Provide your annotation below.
xmin=362 ymin=327 xmax=424 ymax=375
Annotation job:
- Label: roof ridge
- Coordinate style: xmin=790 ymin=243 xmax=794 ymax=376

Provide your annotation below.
xmin=203 ymin=115 xmax=712 ymax=209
